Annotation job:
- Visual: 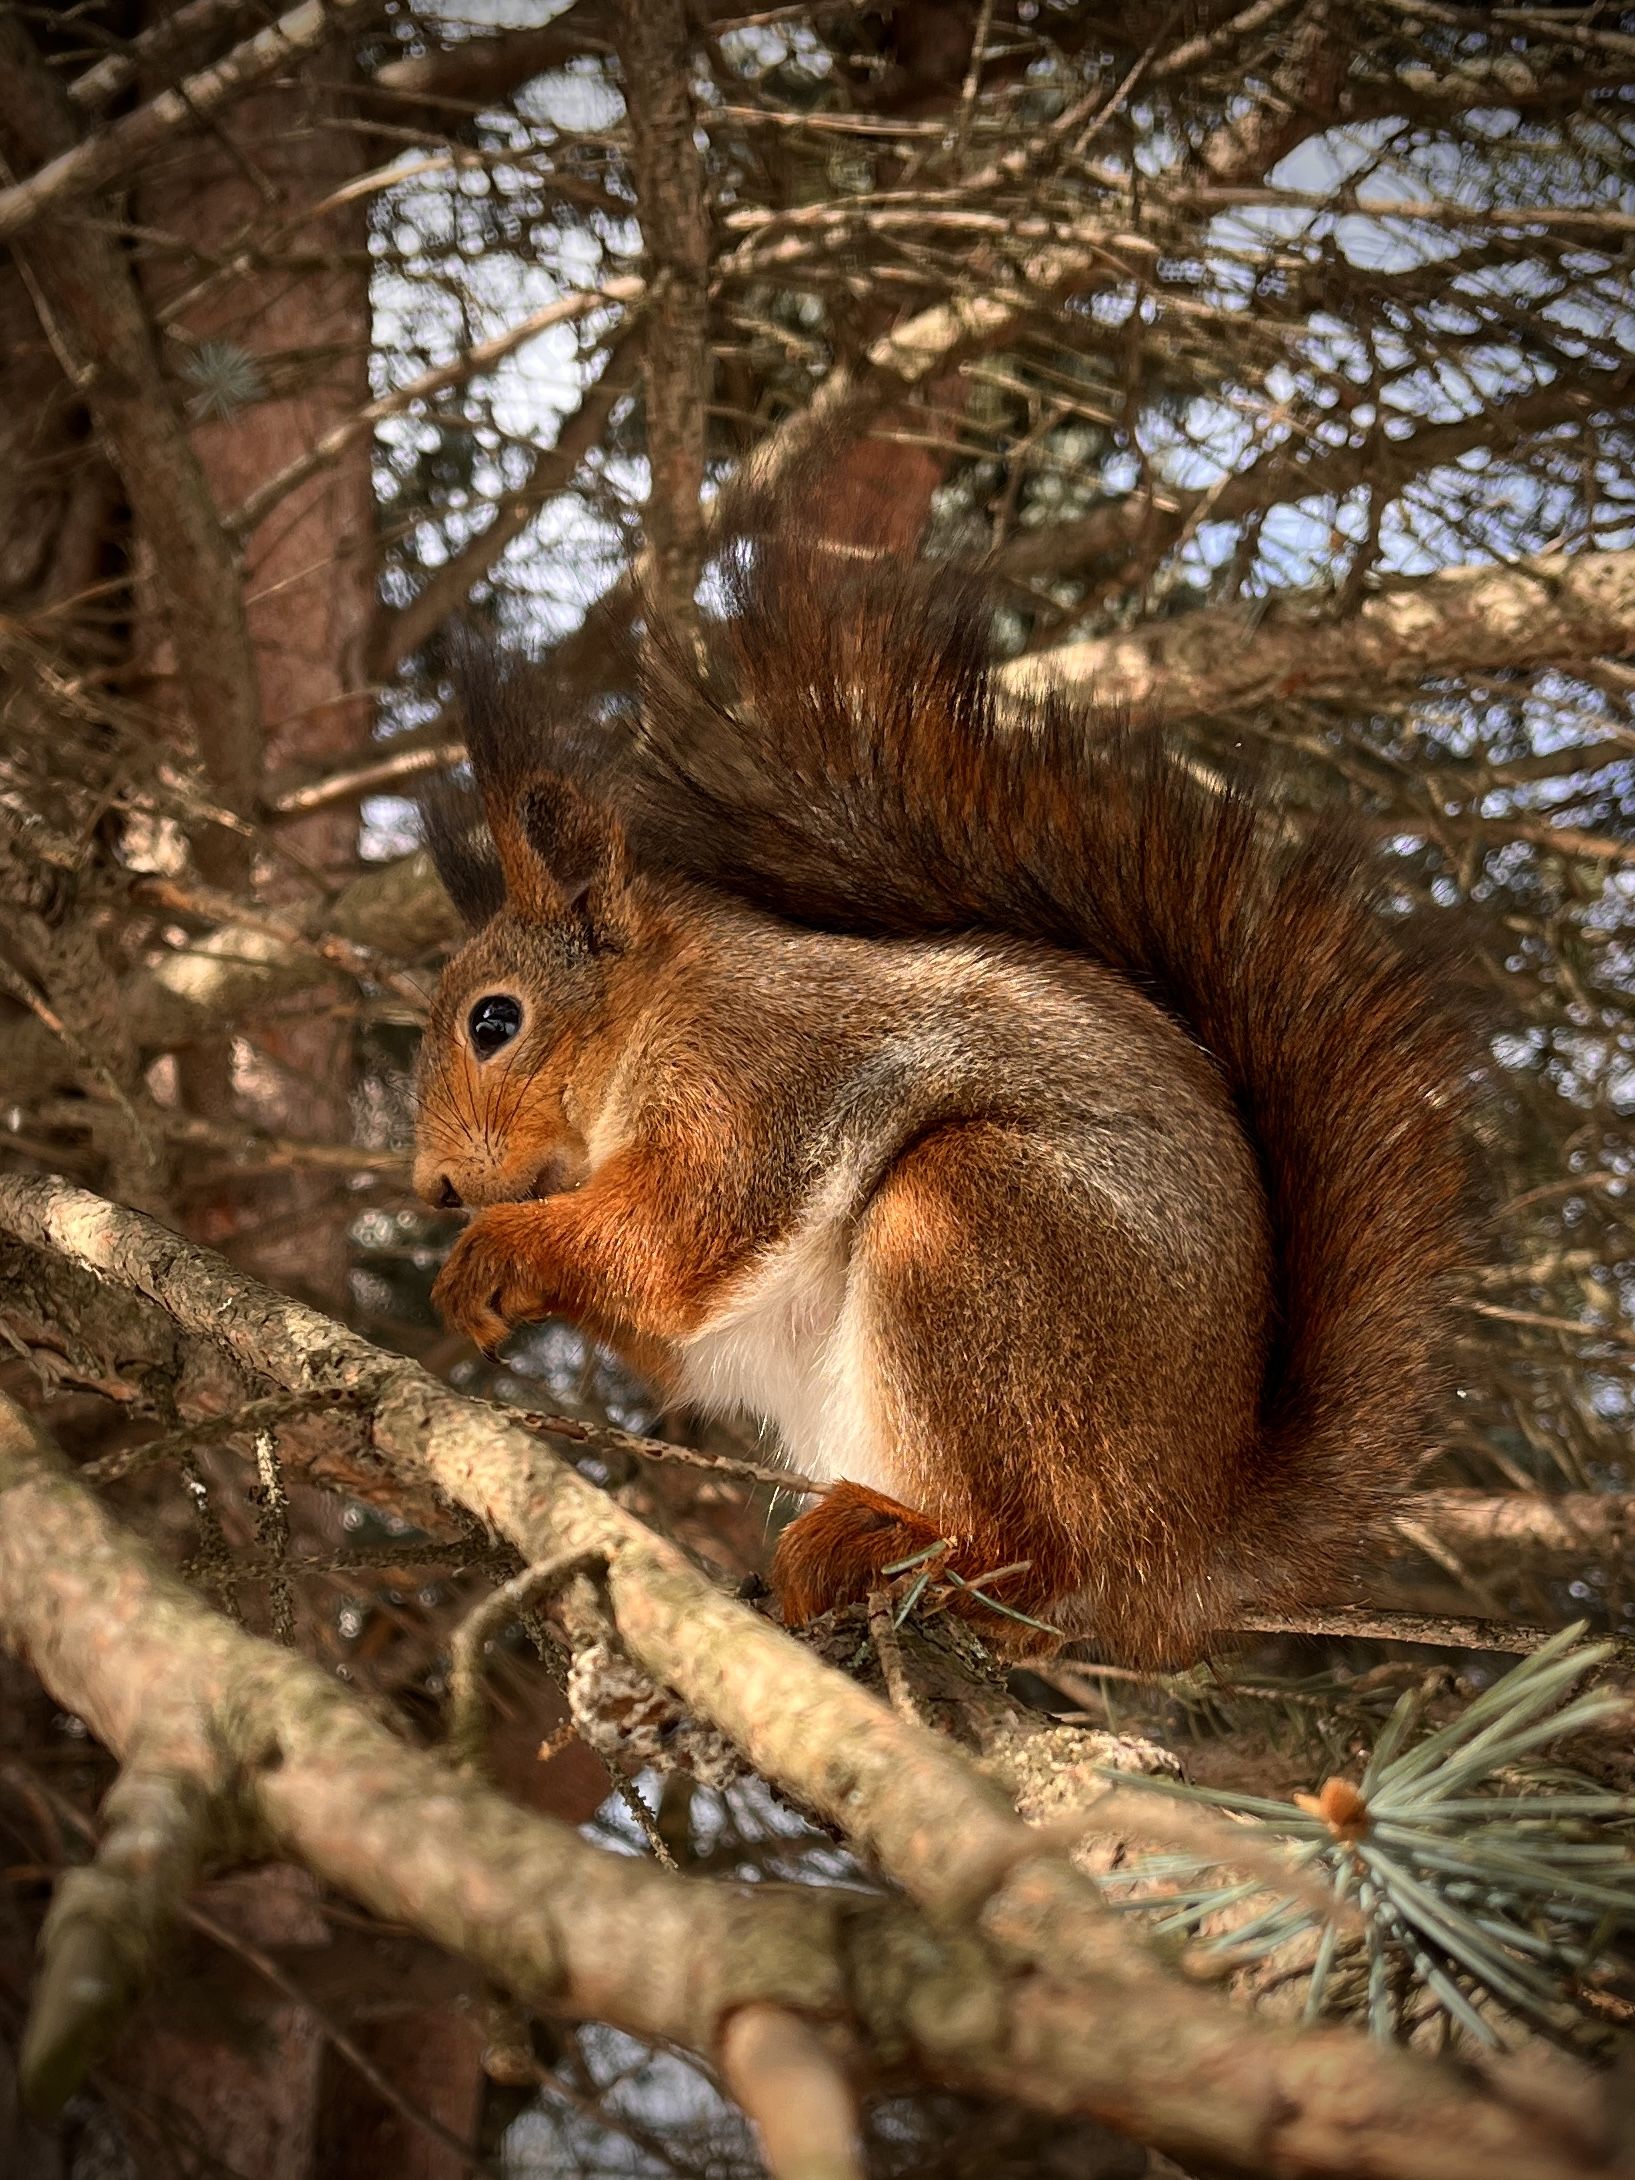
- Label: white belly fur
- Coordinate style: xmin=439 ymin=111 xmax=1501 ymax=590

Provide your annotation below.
xmin=673 ymin=1201 xmax=892 ymax=1494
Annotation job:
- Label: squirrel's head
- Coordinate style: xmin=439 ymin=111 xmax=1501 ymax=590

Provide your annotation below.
xmin=412 ymin=646 xmax=647 ymax=1212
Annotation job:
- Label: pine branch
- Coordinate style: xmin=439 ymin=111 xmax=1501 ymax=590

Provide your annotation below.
xmin=1103 ymin=1626 xmax=1635 ymax=2046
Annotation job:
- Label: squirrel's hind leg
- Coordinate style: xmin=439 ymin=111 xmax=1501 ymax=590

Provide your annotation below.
xmin=770 ymin=1118 xmax=1089 ymax=1654
xmin=772 ymin=1481 xmax=1064 ymax=1655
xmin=772 ymin=1114 xmax=1240 ymax=1665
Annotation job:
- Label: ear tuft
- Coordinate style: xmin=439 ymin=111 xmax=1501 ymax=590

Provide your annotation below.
xmin=420 ymin=768 xmax=504 ymax=930
xmin=444 ymin=628 xmax=628 ymax=931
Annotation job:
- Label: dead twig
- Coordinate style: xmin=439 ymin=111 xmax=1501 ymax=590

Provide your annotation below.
xmin=719 ymin=2004 xmax=865 ymax=2180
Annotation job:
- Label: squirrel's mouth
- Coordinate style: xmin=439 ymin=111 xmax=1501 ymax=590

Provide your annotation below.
xmin=527 ymin=1156 xmax=583 ymax=1199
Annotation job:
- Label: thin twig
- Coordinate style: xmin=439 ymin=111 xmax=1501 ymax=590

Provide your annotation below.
xmin=251 ymin=1428 xmax=295 ymax=1644
xmin=447 ymin=1551 xmax=604 ymax=1774
xmin=1237 ymin=1604 xmax=1635 ymax=1674
xmin=228 ymin=278 xmax=644 ymax=538
xmin=867 ymin=1586 xmax=923 ymax=1725
xmin=83 ymin=1390 xmax=358 ymax=1485
xmin=513 ymin=1406 xmax=822 ymax=1498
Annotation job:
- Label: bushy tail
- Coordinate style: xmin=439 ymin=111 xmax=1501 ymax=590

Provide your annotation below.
xmin=610 ymin=523 xmax=1479 ymax=1601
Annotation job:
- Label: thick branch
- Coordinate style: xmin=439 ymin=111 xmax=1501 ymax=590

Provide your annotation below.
xmin=0 ymin=1193 xmax=1623 ymax=2179
xmin=1004 ymin=548 xmax=1635 ymax=722
xmin=0 ymin=1389 xmax=868 ymax=2093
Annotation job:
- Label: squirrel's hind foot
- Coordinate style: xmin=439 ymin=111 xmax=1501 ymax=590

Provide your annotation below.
xmin=772 ymin=1482 xmax=1063 ymax=1656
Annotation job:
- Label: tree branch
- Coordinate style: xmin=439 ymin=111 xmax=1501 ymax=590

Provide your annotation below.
xmin=0 ymin=0 xmax=390 ymax=247
xmin=1237 ymin=1603 xmax=1635 ymax=1668
xmin=368 ymin=6 xmax=615 ymax=108
xmin=552 ymin=0 xmax=1352 ymax=695
xmin=0 ymin=17 xmax=263 ymax=868
xmin=67 ymin=0 xmax=261 ymax=114
xmin=989 ymin=363 xmax=1635 ymax=588
xmin=369 ymin=327 xmax=640 ymax=679
xmin=1405 ymin=1491 xmax=1635 ymax=1569
xmin=1003 ymin=548 xmax=1635 ymax=722
xmin=265 ymin=732 xmax=465 ymax=820
xmin=4 ymin=849 xmax=458 ymax=1106
xmin=229 ymin=278 xmax=643 ymax=540
xmin=0 ymin=1387 xmax=862 ymax=2109
xmin=719 ymin=2006 xmax=864 ymax=2180
xmin=20 ymin=1758 xmax=222 ymax=2112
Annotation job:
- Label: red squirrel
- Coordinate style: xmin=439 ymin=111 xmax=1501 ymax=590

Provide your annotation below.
xmin=411 ymin=512 xmax=1475 ymax=1664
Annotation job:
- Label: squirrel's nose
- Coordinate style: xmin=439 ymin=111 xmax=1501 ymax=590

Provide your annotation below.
xmin=412 ymin=1154 xmax=463 ymax=1210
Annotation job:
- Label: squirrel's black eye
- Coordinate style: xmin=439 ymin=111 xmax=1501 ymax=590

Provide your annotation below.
xmin=467 ymin=994 xmax=523 ymax=1059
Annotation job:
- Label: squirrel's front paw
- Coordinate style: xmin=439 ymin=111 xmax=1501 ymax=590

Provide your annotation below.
xmin=431 ymin=1208 xmax=549 ymax=1356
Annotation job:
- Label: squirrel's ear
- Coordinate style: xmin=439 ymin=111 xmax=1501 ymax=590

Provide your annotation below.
xmin=498 ymin=775 xmax=628 ymax=942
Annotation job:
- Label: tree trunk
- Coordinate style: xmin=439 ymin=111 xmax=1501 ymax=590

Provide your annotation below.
xmin=136 ymin=4 xmax=377 ymax=1301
